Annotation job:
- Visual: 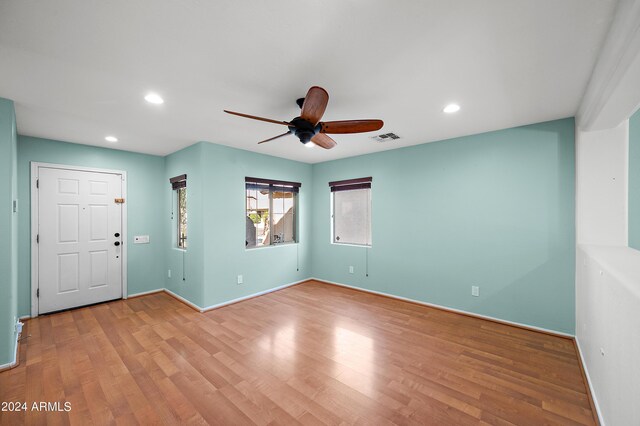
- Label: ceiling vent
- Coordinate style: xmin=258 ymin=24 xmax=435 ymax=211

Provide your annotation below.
xmin=371 ymin=132 xmax=400 ymax=142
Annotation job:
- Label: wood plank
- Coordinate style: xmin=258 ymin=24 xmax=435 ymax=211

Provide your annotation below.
xmin=0 ymin=281 xmax=596 ymax=425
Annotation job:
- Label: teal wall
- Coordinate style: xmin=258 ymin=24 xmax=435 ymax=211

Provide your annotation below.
xmin=16 ymin=136 xmax=166 ymax=316
xmin=310 ymin=118 xmax=576 ymax=334
xmin=629 ymin=108 xmax=640 ymax=250
xmin=163 ymin=142 xmax=312 ymax=308
xmin=7 ymin=116 xmax=576 ymax=335
xmin=164 ymin=143 xmax=205 ymax=307
xmin=200 ymin=142 xmax=312 ymax=307
xmin=0 ymin=98 xmax=18 ymax=366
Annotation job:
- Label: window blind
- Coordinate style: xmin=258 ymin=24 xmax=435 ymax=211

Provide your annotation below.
xmin=328 ymin=177 xmax=372 ymax=192
xmin=170 ymin=174 xmax=187 ymax=190
xmin=245 ymin=177 xmax=301 ymax=193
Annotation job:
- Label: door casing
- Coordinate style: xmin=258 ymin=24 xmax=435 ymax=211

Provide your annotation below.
xmin=30 ymin=162 xmax=128 ymax=317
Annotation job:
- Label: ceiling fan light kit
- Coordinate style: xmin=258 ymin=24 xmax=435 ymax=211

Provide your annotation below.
xmin=224 ymin=86 xmax=384 ymax=150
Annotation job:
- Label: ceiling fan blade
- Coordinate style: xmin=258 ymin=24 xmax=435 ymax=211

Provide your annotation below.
xmin=258 ymin=131 xmax=292 ymax=144
xmin=300 ymin=86 xmax=329 ymax=125
xmin=320 ymin=119 xmax=384 ymax=134
xmin=224 ymin=110 xmax=291 ymax=126
xmin=311 ymin=133 xmax=337 ymax=149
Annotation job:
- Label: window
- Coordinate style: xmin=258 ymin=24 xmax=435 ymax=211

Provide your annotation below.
xmin=170 ymin=174 xmax=187 ymax=248
xmin=330 ymin=177 xmax=372 ymax=246
xmin=245 ymin=177 xmax=300 ymax=248
xmin=177 ymin=188 xmax=187 ymax=248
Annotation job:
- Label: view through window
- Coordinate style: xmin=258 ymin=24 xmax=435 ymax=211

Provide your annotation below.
xmin=177 ymin=187 xmax=187 ymax=248
xmin=246 ymin=178 xmax=299 ymax=248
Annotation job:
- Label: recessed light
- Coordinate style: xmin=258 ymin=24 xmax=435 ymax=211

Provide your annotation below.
xmin=443 ymin=103 xmax=460 ymax=113
xmin=144 ymin=93 xmax=164 ymax=104
xmin=305 ymin=141 xmax=316 ymax=148
xmin=105 ymin=136 xmax=118 ymax=143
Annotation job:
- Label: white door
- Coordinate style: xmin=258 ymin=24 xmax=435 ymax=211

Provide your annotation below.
xmin=38 ymin=167 xmax=123 ymax=314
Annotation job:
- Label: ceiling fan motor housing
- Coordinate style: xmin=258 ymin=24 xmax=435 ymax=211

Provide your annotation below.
xmin=289 ymin=117 xmax=321 ymax=144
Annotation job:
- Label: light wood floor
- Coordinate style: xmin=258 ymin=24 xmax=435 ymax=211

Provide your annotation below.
xmin=1 ymin=281 xmax=596 ymax=425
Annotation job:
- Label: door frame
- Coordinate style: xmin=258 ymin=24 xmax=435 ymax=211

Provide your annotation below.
xmin=30 ymin=162 xmax=128 ymax=317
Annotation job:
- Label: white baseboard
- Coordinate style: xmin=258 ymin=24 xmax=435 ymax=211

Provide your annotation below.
xmin=162 ymin=278 xmax=310 ymax=313
xmin=0 ymin=330 xmax=20 ymax=371
xmin=312 ymin=277 xmax=574 ymax=339
xmin=200 ymin=278 xmax=310 ymax=312
xmin=159 ymin=276 xmax=573 ymax=339
xmin=575 ymin=337 xmax=605 ymax=425
xmin=19 ymin=315 xmax=31 ymax=321
xmin=163 ymin=288 xmax=205 ymax=312
xmin=126 ymin=289 xmax=164 ymax=299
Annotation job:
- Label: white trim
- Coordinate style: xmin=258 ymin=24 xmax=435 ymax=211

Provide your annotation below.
xmin=313 ymin=278 xmax=575 ymax=339
xmin=18 ymin=315 xmax=31 ymax=321
xmin=30 ymin=162 xmax=128 ymax=317
xmin=575 ymin=337 xmax=605 ymax=425
xmin=0 ymin=330 xmax=20 ymax=371
xmin=120 ymin=172 xmax=128 ymax=299
xmin=162 ymin=278 xmax=310 ymax=313
xmin=127 ymin=289 xmax=164 ymax=298
xmin=163 ymin=288 xmax=205 ymax=312
xmin=30 ymin=162 xmax=38 ymax=317
xmin=200 ymin=278 xmax=309 ymax=312
xmin=245 ymin=242 xmax=299 ymax=251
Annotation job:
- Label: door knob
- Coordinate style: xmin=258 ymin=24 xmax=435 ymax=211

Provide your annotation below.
xmin=114 ymin=241 xmax=121 ymax=246
xmin=114 ymin=232 xmax=120 ymax=237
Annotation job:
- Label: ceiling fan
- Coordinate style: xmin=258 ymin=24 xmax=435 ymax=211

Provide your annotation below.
xmin=224 ymin=86 xmax=384 ymax=149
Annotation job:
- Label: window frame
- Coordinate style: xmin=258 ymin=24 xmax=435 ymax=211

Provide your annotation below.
xmin=245 ymin=177 xmax=300 ymax=249
xmin=169 ymin=174 xmax=187 ymax=250
xmin=330 ymin=177 xmax=372 ymax=247
xmin=177 ymin=187 xmax=187 ymax=249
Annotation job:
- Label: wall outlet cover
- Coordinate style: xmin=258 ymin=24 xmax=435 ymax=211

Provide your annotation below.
xmin=472 ymin=286 xmax=480 ymax=297
xmin=134 ymin=235 xmax=150 ymax=244
xmin=237 ymin=275 xmax=243 ymax=284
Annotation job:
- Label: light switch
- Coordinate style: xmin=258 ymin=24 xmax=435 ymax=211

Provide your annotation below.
xmin=134 ymin=235 xmax=150 ymax=244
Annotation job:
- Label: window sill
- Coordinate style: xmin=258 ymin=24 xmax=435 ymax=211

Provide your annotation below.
xmin=246 ymin=242 xmax=298 ymax=251
xmin=331 ymin=242 xmax=372 ymax=248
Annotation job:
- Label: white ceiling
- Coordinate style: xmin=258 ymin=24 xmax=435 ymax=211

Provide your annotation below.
xmin=0 ymin=0 xmax=618 ymax=163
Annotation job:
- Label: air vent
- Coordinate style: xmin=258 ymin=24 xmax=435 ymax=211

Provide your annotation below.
xmin=371 ymin=132 xmax=400 ymax=142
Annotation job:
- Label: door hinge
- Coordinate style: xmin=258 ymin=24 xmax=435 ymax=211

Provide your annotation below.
xmin=36 ymin=179 xmax=39 ymax=189
xmin=36 ymin=234 xmax=39 ymax=243
xmin=37 ymin=288 xmax=39 ymax=298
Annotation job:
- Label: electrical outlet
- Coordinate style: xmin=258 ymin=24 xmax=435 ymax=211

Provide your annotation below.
xmin=349 ymin=266 xmax=354 ymax=274
xmin=600 ymin=347 xmax=605 ymax=356
xmin=471 ymin=286 xmax=479 ymax=297
xmin=237 ymin=275 xmax=243 ymax=285
xmin=168 ymin=269 xmax=171 ymax=278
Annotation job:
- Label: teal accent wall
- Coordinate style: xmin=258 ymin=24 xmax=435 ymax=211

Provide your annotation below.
xmin=163 ymin=142 xmax=312 ymax=308
xmin=200 ymin=142 xmax=312 ymax=307
xmin=629 ymin=108 xmax=640 ymax=250
xmin=310 ymin=118 xmax=576 ymax=334
xmin=0 ymin=98 xmax=18 ymax=366
xmin=9 ymin=116 xmax=576 ymax=335
xmin=164 ymin=143 xmax=205 ymax=306
xmin=16 ymin=136 xmax=166 ymax=316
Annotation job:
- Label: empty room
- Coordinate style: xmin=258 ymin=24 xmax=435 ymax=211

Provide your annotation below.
xmin=1 ymin=1 xmax=639 ymax=424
